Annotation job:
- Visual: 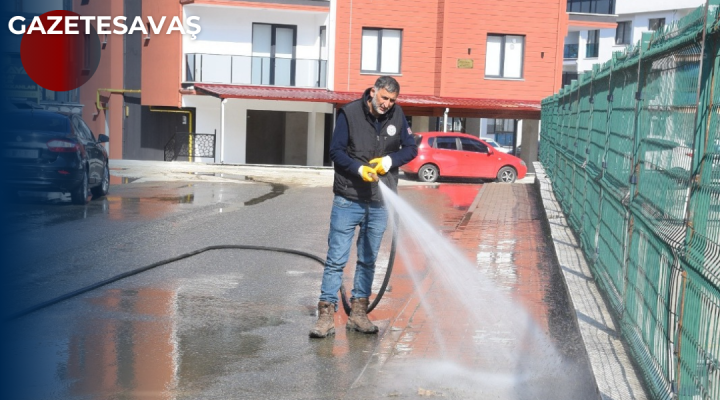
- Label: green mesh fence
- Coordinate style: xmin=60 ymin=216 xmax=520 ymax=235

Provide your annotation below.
xmin=539 ymin=3 xmax=720 ymax=399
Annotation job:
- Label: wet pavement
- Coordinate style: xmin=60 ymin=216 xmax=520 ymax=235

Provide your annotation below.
xmin=1 ymin=161 xmax=604 ymax=399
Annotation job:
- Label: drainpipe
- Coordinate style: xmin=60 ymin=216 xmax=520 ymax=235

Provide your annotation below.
xmin=443 ymin=108 xmax=449 ymax=132
xmin=220 ymin=98 xmax=227 ymax=164
xmin=149 ymin=107 xmax=194 ymax=162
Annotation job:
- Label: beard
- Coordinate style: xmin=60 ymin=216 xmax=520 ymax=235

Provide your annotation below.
xmin=371 ymin=95 xmax=387 ymax=115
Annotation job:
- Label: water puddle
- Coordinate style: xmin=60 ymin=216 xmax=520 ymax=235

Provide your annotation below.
xmin=109 ymin=176 xmax=139 ymax=185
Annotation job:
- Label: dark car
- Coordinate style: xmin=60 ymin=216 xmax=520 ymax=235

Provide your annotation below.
xmin=2 ymin=110 xmax=110 ymax=204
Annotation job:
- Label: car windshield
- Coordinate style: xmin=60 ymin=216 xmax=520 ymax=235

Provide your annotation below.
xmin=5 ymin=113 xmax=70 ymax=133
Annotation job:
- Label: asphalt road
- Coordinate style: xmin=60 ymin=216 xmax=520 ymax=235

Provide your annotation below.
xmin=0 ymin=165 xmax=596 ymax=399
xmin=1 ymin=171 xmax=484 ymax=399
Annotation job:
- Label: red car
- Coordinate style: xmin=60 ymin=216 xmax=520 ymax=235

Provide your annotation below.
xmin=401 ymin=132 xmax=527 ymax=183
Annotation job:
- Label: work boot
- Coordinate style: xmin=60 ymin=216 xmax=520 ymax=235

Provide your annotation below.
xmin=346 ymin=297 xmax=378 ymax=334
xmin=309 ymin=301 xmax=336 ymax=338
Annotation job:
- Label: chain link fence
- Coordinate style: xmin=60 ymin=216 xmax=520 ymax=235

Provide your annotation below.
xmin=540 ymin=2 xmax=720 ymax=398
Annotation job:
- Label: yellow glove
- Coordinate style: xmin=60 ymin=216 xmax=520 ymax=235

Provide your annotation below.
xmin=359 ymin=165 xmax=379 ymax=182
xmin=369 ymin=156 xmax=392 ymax=175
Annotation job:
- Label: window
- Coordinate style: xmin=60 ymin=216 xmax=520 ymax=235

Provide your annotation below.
xmin=485 ymin=34 xmax=524 ymax=79
xmin=318 ymin=26 xmax=328 ymax=87
xmin=649 ymin=18 xmax=665 ymax=31
xmin=562 ymin=72 xmax=579 ymax=86
xmin=460 ymin=137 xmax=488 ymax=153
xmin=434 ymin=137 xmax=458 ymax=150
xmin=566 ymin=0 xmax=614 ymax=14
xmin=586 ymin=30 xmax=599 ymax=58
xmin=361 ymin=28 xmax=402 ymax=74
xmin=615 ymin=21 xmax=632 ymax=45
xmin=72 ymin=115 xmax=93 ymax=142
xmin=7 ymin=113 xmax=69 ymax=133
xmin=252 ymin=23 xmax=297 ymax=86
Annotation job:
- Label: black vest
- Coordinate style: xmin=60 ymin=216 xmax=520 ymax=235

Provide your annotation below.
xmin=334 ymin=95 xmax=405 ymax=202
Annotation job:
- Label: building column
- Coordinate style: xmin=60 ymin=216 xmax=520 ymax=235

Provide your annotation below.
xmin=465 ymin=118 xmax=481 ymax=136
xmin=307 ymin=112 xmax=326 ymax=166
xmin=411 ymin=116 xmax=431 ymax=132
xmin=520 ymin=119 xmax=540 ymax=173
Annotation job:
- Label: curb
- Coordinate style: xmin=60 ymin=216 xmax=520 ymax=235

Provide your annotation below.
xmin=534 ymin=162 xmax=648 ymax=400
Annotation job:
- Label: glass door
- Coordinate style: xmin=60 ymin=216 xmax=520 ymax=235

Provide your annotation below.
xmin=252 ymin=24 xmax=296 ymax=86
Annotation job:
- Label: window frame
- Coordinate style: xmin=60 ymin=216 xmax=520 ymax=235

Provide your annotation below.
xmin=251 ymin=23 xmax=298 ymax=86
xmin=360 ymin=27 xmax=403 ymax=74
xmin=586 ymin=30 xmax=599 ymax=58
xmin=615 ymin=21 xmax=632 ymax=45
xmin=433 ymin=136 xmax=459 ymax=150
xmin=566 ymin=0 xmax=615 ymax=14
xmin=484 ymin=34 xmax=525 ymax=79
xmin=648 ymin=18 xmax=665 ymax=31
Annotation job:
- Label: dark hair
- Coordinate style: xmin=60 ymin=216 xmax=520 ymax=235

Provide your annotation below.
xmin=374 ymin=76 xmax=400 ymax=94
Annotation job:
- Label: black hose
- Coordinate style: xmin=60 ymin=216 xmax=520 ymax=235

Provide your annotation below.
xmin=340 ymin=215 xmax=398 ymax=315
xmin=8 ymin=234 xmax=398 ymax=320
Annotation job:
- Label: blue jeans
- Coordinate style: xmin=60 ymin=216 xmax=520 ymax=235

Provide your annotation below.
xmin=319 ymin=195 xmax=388 ymax=306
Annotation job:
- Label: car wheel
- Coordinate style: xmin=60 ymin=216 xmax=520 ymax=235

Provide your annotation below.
xmin=496 ymin=166 xmax=517 ymax=183
xmin=418 ymin=164 xmax=439 ymax=183
xmin=71 ymin=169 xmax=90 ymax=205
xmin=92 ymin=163 xmax=110 ymax=199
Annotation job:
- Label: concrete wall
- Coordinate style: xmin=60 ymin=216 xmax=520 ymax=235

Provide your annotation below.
xmin=465 ymin=118 xmax=481 ymax=137
xmin=306 ymin=112 xmax=326 ymax=166
xmin=521 ymin=119 xmax=539 ymax=173
xmin=182 ymin=95 xmax=332 ymax=164
xmin=411 ymin=116 xmax=431 ymax=133
xmin=616 ymin=0 xmax=703 ymax=15
xmin=576 ymin=28 xmax=615 ymax=73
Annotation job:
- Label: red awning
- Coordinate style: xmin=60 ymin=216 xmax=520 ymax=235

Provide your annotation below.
xmin=192 ymin=84 xmax=541 ymax=119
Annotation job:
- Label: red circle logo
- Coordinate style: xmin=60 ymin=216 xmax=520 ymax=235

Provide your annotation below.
xmin=20 ymin=10 xmax=101 ymax=92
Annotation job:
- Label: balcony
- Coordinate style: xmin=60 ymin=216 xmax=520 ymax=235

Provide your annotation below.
xmin=185 ymin=53 xmax=328 ymax=89
xmin=564 ymin=44 xmax=579 ymax=59
xmin=586 ymin=43 xmax=599 ymax=58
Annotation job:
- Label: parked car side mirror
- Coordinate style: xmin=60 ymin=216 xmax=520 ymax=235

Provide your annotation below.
xmin=98 ymin=134 xmax=110 ymax=143
xmin=487 ymin=147 xmax=494 ymax=155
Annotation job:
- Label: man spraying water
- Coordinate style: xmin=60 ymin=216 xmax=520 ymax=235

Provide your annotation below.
xmin=309 ymin=76 xmax=418 ymax=338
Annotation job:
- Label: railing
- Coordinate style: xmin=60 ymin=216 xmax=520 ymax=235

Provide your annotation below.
xmin=564 ymin=44 xmax=579 ymax=59
xmin=164 ymin=132 xmax=216 ymax=162
xmin=185 ymin=53 xmax=328 ymax=88
xmin=540 ymin=3 xmax=720 ymax=399
xmin=585 ymin=42 xmax=599 ymax=58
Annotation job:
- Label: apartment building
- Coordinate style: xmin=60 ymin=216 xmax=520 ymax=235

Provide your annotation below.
xmin=561 ymin=0 xmax=704 ymax=86
xmin=6 ymin=0 xmax=570 ymax=166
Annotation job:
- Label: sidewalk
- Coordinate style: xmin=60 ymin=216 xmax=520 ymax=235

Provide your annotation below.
xmin=353 ymin=178 xmax=649 ymax=398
